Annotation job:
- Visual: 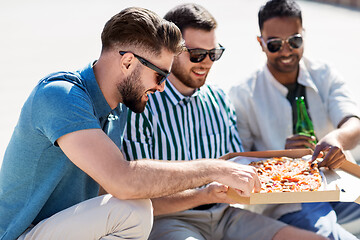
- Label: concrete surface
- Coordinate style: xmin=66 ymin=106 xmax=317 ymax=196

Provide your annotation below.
xmin=1 ymin=0 xmax=360 ymax=165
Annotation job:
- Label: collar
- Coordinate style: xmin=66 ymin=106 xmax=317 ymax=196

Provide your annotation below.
xmin=264 ymin=65 xmax=288 ymax=96
xmin=297 ymin=58 xmax=319 ymax=93
xmin=78 ymin=61 xmax=115 ymax=119
xmin=264 ymin=58 xmax=319 ymax=96
xmin=163 ymin=80 xmax=203 ymax=106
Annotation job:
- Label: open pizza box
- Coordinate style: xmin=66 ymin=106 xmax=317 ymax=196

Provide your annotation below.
xmin=220 ymin=149 xmax=360 ymax=205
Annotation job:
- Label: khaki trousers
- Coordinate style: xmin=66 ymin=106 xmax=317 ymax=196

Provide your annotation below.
xmin=18 ymin=194 xmax=153 ymax=240
xmin=149 ymin=204 xmax=286 ymax=240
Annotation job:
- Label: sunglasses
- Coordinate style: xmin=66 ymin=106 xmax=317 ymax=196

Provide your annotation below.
xmin=119 ymin=51 xmax=170 ymax=85
xmin=260 ymin=34 xmax=303 ymax=53
xmin=185 ymin=44 xmax=225 ymax=63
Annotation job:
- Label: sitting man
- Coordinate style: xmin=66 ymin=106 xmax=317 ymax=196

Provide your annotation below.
xmin=0 ymin=7 xmax=266 ymax=240
xmin=123 ymin=3 xmax=327 ymax=240
xmin=229 ymin=0 xmax=360 ymax=239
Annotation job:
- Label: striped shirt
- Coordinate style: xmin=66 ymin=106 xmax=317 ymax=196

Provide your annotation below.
xmin=122 ymin=80 xmax=243 ymax=161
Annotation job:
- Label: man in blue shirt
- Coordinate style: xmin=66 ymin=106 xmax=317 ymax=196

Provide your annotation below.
xmin=0 ymin=7 xmax=265 ymax=240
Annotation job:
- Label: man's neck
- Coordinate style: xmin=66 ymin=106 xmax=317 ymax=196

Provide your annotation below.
xmin=268 ymin=64 xmax=299 ymax=85
xmin=168 ymin=75 xmax=196 ymax=97
xmin=93 ymin=56 xmax=120 ymax=109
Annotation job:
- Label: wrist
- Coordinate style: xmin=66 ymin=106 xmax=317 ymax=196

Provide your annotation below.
xmin=197 ymin=185 xmax=214 ymax=205
xmin=201 ymin=159 xmax=227 ymax=183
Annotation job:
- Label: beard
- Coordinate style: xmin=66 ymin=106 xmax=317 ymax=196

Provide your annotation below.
xmin=171 ymin=60 xmax=208 ymax=89
xmin=117 ymin=66 xmax=147 ymax=113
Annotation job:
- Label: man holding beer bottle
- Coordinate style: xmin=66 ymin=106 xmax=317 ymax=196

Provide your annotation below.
xmin=229 ymin=0 xmax=360 ymax=238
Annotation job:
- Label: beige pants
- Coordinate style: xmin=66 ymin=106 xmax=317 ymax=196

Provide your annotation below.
xmin=149 ymin=204 xmax=286 ymax=240
xmin=18 ymin=194 xmax=153 ymax=240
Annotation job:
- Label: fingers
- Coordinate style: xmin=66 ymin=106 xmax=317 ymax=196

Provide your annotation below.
xmin=253 ymin=173 xmax=261 ymax=193
xmin=285 ymin=134 xmax=316 ymax=150
xmin=247 ymin=166 xmax=260 ymax=194
xmin=236 ymin=166 xmax=260 ymax=196
xmin=285 ymin=140 xmax=315 ymax=150
xmin=312 ymin=140 xmax=345 ymax=169
xmin=208 ymin=182 xmax=228 ymax=193
xmin=312 ymin=145 xmax=323 ymax=162
xmin=221 ymin=163 xmax=265 ymax=197
xmin=206 ymin=182 xmax=238 ymax=204
xmin=318 ymin=146 xmax=345 ymax=169
xmin=287 ymin=134 xmax=315 ymax=141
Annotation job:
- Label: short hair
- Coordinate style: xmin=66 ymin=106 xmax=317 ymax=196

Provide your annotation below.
xmin=101 ymin=7 xmax=183 ymax=55
xmin=164 ymin=3 xmax=217 ymax=33
xmin=258 ymin=0 xmax=302 ymax=32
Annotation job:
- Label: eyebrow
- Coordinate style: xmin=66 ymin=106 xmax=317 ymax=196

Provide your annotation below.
xmin=266 ymin=33 xmax=301 ymax=40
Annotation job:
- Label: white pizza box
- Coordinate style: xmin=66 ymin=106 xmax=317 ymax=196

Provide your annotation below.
xmin=220 ymin=149 xmax=360 ymax=205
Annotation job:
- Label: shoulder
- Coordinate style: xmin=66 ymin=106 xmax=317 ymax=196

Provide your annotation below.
xmin=303 ymin=57 xmax=329 ymax=72
xmin=303 ymin=57 xmax=342 ymax=82
xmin=229 ymin=69 xmax=262 ymax=100
xmin=202 ymin=83 xmax=226 ymax=96
xmin=202 ymin=84 xmax=234 ymax=106
xmin=35 ymin=72 xmax=88 ymax=101
xmin=42 ymin=71 xmax=84 ymax=87
xmin=32 ymin=71 xmax=93 ymax=120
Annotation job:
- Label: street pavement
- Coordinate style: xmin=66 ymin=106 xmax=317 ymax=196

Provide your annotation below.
xmin=1 ymin=0 xmax=360 ymax=166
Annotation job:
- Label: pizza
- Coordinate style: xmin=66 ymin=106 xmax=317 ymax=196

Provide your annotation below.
xmin=249 ymin=157 xmax=322 ymax=193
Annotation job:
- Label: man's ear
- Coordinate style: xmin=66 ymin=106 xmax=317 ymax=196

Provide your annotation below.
xmin=257 ymin=36 xmax=266 ymax=52
xmin=120 ymin=52 xmax=135 ymax=72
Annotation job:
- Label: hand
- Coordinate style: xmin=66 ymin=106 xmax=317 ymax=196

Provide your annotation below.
xmin=285 ymin=134 xmax=316 ymax=150
xmin=217 ymin=161 xmax=261 ymax=197
xmin=201 ymin=182 xmax=238 ymax=204
xmin=312 ymin=133 xmax=346 ymax=169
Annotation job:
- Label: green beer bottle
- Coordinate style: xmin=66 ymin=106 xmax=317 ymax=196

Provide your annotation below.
xmin=295 ymin=96 xmax=317 ymax=144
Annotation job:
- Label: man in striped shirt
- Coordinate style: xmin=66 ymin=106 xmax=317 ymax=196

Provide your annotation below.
xmin=122 ymin=3 xmax=327 ymax=240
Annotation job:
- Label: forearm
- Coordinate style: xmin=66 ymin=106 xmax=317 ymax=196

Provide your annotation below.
xmin=335 ymin=116 xmax=360 ymax=150
xmin=112 ymin=159 xmax=218 ymax=200
xmin=58 ymin=129 xmax=258 ymax=201
xmin=151 ymin=188 xmax=209 ymax=216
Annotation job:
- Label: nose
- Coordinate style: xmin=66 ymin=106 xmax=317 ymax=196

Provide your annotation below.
xmin=201 ymin=54 xmax=214 ymax=66
xmin=279 ymin=41 xmax=293 ymax=54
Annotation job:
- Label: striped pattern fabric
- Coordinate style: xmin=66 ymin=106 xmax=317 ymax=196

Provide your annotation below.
xmin=122 ymin=80 xmax=243 ymax=161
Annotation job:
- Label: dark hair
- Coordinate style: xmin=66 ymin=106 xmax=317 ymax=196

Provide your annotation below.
xmin=258 ymin=0 xmax=302 ymax=31
xmin=101 ymin=7 xmax=183 ymax=55
xmin=164 ymin=3 xmax=217 ymax=33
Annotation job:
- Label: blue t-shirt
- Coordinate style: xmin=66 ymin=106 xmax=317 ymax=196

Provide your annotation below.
xmin=0 ymin=62 xmax=127 ymax=240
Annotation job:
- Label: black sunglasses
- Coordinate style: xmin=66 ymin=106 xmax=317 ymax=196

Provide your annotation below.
xmin=260 ymin=34 xmax=303 ymax=53
xmin=185 ymin=44 xmax=225 ymax=63
xmin=119 ymin=51 xmax=170 ymax=85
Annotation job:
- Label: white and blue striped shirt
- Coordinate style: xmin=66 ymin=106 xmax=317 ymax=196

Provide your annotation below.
xmin=123 ymin=80 xmax=243 ymax=161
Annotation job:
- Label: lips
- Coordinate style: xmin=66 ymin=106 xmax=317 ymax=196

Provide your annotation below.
xmin=278 ymin=55 xmax=298 ymax=65
xmin=280 ymin=57 xmax=294 ymax=64
xmin=281 ymin=58 xmax=292 ymax=64
xmin=192 ymin=68 xmax=208 ymax=76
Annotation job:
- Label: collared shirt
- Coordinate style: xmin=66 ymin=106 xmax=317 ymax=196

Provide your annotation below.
xmin=0 ymin=62 xmax=127 ymax=240
xmin=123 ymin=80 xmax=243 ymax=161
xmin=229 ymin=57 xmax=360 ymax=219
xmin=229 ymin=57 xmax=360 ymax=152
